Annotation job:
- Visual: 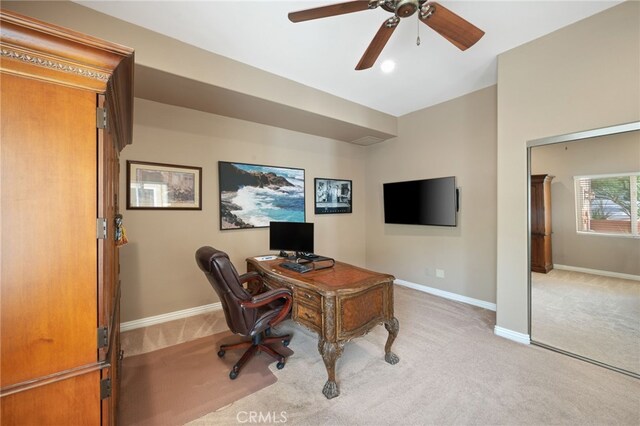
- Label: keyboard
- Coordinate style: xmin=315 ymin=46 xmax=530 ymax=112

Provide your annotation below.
xmin=280 ymin=261 xmax=313 ymax=274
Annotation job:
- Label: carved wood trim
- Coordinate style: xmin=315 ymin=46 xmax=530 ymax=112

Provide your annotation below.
xmin=323 ymin=296 xmax=336 ymax=342
xmin=1 ymin=47 xmax=109 ymax=81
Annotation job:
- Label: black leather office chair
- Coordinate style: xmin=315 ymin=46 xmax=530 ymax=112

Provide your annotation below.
xmin=195 ymin=246 xmax=292 ymax=379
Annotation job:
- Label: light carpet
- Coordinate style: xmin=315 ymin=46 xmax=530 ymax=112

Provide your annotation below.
xmin=186 ymin=286 xmax=639 ymax=425
xmin=532 ymin=269 xmax=639 ymax=375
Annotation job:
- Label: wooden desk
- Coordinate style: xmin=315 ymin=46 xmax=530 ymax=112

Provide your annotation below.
xmin=247 ymin=257 xmax=399 ymax=399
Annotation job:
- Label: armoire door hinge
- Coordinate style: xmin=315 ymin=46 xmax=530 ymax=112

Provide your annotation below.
xmin=100 ymin=378 xmax=112 ymax=399
xmin=97 ymin=326 xmax=109 ymax=349
xmin=97 ymin=218 xmax=107 ymax=240
xmin=96 ymin=107 xmax=107 ymax=129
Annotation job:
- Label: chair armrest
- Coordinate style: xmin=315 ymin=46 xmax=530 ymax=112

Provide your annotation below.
xmin=239 ymin=271 xmax=262 ymax=284
xmin=241 ymin=288 xmax=291 ymax=308
xmin=239 ymin=271 xmax=263 ymax=295
xmin=240 ymin=288 xmax=293 ymax=327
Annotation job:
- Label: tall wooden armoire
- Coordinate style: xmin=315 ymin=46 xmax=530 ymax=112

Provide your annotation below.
xmin=530 ymin=174 xmax=554 ymax=273
xmin=1 ymin=10 xmax=133 ymax=425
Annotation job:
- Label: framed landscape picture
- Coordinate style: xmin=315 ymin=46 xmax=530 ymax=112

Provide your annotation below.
xmin=219 ymin=161 xmax=305 ymax=229
xmin=315 ymin=178 xmax=352 ymax=214
xmin=127 ymin=161 xmax=202 ymax=210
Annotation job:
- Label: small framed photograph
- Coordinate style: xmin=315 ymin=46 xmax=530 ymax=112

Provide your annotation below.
xmin=314 ymin=178 xmax=352 ymax=214
xmin=127 ymin=160 xmax=202 ymax=210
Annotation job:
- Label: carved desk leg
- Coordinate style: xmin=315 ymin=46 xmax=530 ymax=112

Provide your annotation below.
xmin=384 ymin=317 xmax=400 ymax=364
xmin=318 ymin=339 xmax=344 ymax=399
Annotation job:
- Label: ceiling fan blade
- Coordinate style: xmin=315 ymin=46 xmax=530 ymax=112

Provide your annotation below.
xmin=420 ymin=2 xmax=484 ymax=51
xmin=289 ymin=1 xmax=372 ymax=23
xmin=356 ymin=18 xmax=399 ymax=70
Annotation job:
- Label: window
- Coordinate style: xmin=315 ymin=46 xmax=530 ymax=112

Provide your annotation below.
xmin=574 ymin=173 xmax=639 ymax=237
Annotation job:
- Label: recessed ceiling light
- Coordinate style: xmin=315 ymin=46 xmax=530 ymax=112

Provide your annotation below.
xmin=381 ymin=60 xmax=395 ymax=73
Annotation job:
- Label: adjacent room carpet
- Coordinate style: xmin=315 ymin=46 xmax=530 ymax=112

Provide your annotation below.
xmin=119 ymin=331 xmax=293 ymax=425
xmin=531 ymin=269 xmax=640 ymax=375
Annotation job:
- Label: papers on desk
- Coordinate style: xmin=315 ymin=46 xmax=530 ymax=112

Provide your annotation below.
xmin=254 ymin=255 xmax=277 ymax=261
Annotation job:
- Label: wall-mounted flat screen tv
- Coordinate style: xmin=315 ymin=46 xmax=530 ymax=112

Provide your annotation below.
xmin=383 ymin=176 xmax=458 ymax=226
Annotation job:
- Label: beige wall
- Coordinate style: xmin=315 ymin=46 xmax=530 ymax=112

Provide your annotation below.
xmin=119 ymin=99 xmax=367 ymax=322
xmin=531 ymin=131 xmax=640 ymax=275
xmin=365 ymin=86 xmax=497 ymax=304
xmin=497 ymin=2 xmax=640 ymax=334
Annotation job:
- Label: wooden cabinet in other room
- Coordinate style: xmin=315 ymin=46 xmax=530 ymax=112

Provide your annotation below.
xmin=531 ymin=174 xmax=554 ymax=273
xmin=1 ymin=9 xmax=133 ymax=425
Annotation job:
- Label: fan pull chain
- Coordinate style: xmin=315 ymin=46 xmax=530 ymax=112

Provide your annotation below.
xmin=416 ymin=17 xmax=421 ymax=46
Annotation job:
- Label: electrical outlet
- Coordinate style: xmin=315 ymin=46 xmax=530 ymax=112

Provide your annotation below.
xmin=436 ymin=269 xmax=445 ymax=278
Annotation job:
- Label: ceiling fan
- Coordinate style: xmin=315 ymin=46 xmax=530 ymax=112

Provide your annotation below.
xmin=288 ymin=0 xmax=485 ymax=70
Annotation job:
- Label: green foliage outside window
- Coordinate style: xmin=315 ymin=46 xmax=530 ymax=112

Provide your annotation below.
xmin=590 ymin=176 xmax=637 ymax=218
xmin=590 ymin=199 xmax=612 ymax=220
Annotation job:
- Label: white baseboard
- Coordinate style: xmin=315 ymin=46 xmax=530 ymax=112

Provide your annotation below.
xmin=120 ymin=302 xmax=222 ymax=332
xmin=494 ymin=326 xmax=530 ymax=345
xmin=554 ymin=264 xmax=640 ymax=282
xmin=122 ymin=280 xmax=498 ymax=333
xmin=394 ymin=279 xmax=497 ymax=311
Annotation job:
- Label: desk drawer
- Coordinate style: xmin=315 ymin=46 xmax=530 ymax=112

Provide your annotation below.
xmin=294 ymin=302 xmax=322 ymax=332
xmin=294 ymin=287 xmax=321 ymax=308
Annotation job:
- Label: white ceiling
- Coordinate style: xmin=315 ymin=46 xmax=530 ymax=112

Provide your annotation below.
xmin=76 ymin=1 xmax=622 ymax=117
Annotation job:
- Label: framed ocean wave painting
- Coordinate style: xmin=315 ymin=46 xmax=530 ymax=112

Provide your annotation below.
xmin=218 ymin=161 xmax=305 ymax=230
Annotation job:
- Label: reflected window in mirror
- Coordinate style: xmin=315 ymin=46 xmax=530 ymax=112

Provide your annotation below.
xmin=574 ymin=173 xmax=639 ymax=237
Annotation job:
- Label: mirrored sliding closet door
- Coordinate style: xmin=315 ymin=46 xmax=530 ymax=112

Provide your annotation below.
xmin=528 ymin=122 xmax=640 ymax=377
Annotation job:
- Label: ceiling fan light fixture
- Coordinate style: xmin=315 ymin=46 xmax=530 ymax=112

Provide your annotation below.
xmin=381 ymin=60 xmax=396 ymax=73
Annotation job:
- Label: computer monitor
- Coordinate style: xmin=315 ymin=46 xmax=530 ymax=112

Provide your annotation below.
xmin=269 ymin=221 xmax=314 ymax=255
